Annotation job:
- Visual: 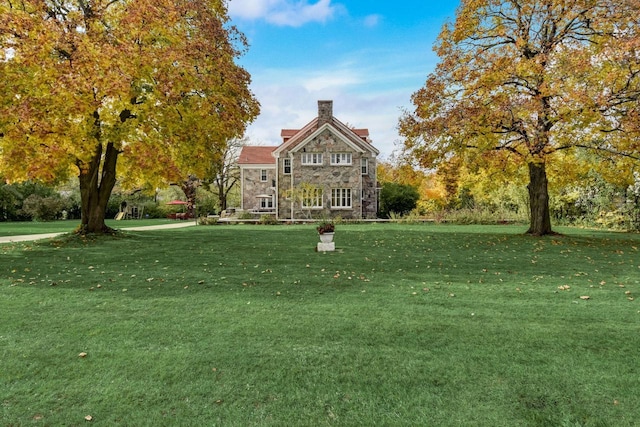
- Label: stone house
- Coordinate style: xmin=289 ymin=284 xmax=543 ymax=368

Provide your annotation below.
xmin=238 ymin=100 xmax=379 ymax=220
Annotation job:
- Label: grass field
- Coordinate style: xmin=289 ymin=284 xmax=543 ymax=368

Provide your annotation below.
xmin=1 ymin=223 xmax=639 ymax=426
xmin=0 ymin=219 xmax=183 ymax=237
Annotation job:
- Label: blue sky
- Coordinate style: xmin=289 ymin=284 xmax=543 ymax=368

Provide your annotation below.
xmin=227 ymin=0 xmax=460 ymax=157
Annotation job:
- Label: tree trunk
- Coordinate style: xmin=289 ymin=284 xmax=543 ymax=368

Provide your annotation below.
xmin=526 ymin=162 xmax=553 ymax=236
xmin=217 ymin=179 xmax=227 ymax=212
xmin=181 ymin=176 xmax=198 ymax=218
xmin=77 ymin=141 xmax=120 ymax=234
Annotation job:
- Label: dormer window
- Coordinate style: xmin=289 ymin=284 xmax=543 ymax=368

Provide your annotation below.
xmin=330 ymin=153 xmax=352 ymax=165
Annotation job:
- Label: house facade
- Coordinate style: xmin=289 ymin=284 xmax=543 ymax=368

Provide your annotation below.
xmin=238 ymin=100 xmax=379 ymax=220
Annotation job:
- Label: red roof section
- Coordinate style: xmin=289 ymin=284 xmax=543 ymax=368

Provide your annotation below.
xmin=237 ymin=146 xmax=277 ymax=165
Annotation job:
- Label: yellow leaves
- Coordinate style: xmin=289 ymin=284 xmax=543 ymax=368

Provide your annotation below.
xmin=401 ymin=0 xmax=640 ymax=207
xmin=1 ymin=0 xmax=258 ymax=192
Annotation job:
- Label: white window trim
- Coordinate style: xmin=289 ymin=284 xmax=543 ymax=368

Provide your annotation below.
xmin=330 ymin=153 xmax=352 ymax=165
xmin=361 ymin=158 xmax=368 ymax=175
xmin=331 ymin=188 xmax=352 ymax=209
xmin=260 ymin=169 xmax=267 ymax=182
xmin=302 ymin=188 xmax=323 ymax=209
xmin=283 ymin=158 xmax=291 ymax=174
xmin=260 ymin=196 xmax=274 ymax=209
xmin=301 ymin=153 xmax=323 ymax=165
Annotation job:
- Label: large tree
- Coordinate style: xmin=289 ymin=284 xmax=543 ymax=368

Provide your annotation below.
xmin=400 ymin=0 xmax=640 ymax=235
xmin=206 ymin=136 xmax=245 ymax=212
xmin=0 ymin=0 xmax=259 ymax=233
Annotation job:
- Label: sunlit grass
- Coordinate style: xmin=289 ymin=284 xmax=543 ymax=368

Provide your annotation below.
xmin=1 ymin=224 xmax=639 ymax=425
xmin=0 ymin=218 xmax=183 ymax=236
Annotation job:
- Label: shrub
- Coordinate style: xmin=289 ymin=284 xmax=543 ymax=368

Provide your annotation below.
xmin=259 ymin=214 xmax=279 ymax=225
xmin=379 ymin=182 xmax=420 ymax=218
xmin=198 ymin=216 xmax=219 ymax=225
xmin=20 ymin=194 xmax=68 ymax=221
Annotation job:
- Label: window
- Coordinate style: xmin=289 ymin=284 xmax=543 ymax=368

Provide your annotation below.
xmin=331 ymin=188 xmax=352 ymax=208
xmin=260 ymin=196 xmax=274 ymax=209
xmin=283 ymin=158 xmax=291 ymax=174
xmin=260 ymin=169 xmax=267 ymax=182
xmin=330 ymin=153 xmax=352 ymax=165
xmin=361 ymin=158 xmax=368 ymax=175
xmin=301 ymin=153 xmax=323 ymax=165
xmin=302 ymin=188 xmax=323 ymax=208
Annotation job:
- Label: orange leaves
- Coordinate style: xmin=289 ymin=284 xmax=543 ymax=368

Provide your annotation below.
xmin=399 ymin=0 xmax=640 ymax=227
xmin=0 ymin=0 xmax=259 ymax=195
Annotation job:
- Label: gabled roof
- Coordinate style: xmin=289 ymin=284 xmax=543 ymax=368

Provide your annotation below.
xmin=281 ymin=127 xmax=370 ymax=142
xmin=237 ymin=146 xmax=277 ymax=165
xmin=274 ymin=116 xmax=379 ymax=157
xmin=290 ymin=123 xmax=366 ymax=154
xmin=242 ymin=101 xmax=379 ymax=162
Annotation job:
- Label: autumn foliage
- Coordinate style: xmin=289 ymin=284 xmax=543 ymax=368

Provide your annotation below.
xmin=400 ymin=0 xmax=640 ymax=235
xmin=0 ymin=0 xmax=259 ymax=233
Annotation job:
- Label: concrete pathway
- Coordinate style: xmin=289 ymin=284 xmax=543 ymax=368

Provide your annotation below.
xmin=0 ymin=222 xmax=197 ymax=244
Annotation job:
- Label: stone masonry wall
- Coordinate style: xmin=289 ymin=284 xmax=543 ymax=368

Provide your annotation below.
xmin=241 ymin=167 xmax=276 ymax=212
xmin=276 ymin=128 xmax=377 ymax=219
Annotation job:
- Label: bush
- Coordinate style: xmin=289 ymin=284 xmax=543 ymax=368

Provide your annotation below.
xmin=198 ymin=216 xmax=219 ymax=225
xmin=0 ymin=180 xmax=61 ymax=221
xmin=379 ymin=182 xmax=420 ymax=218
xmin=438 ymin=207 xmax=527 ymax=225
xmin=259 ymin=214 xmax=279 ymax=225
xmin=20 ymin=194 xmax=68 ymax=221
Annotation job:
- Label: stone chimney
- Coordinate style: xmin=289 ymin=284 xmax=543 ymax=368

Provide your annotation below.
xmin=318 ymin=100 xmax=333 ymax=125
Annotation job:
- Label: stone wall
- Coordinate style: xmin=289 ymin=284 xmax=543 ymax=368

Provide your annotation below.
xmin=276 ymin=128 xmax=377 ymax=219
xmin=241 ymin=167 xmax=276 ymax=211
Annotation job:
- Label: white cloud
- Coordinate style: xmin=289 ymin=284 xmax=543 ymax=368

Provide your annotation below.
xmin=227 ymin=0 xmax=276 ymax=20
xmin=228 ymin=0 xmax=341 ymax=27
xmin=363 ymin=14 xmax=381 ymax=28
xmin=243 ymin=65 xmax=409 ymax=157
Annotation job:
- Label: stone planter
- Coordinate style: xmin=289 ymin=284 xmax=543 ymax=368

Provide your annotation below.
xmin=319 ymin=232 xmax=334 ymax=243
xmin=317 ymin=232 xmax=335 ymax=251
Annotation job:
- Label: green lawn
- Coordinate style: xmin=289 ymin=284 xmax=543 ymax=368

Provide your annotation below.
xmin=1 ymin=224 xmax=639 ymax=426
xmin=0 ymin=218 xmax=185 ymax=236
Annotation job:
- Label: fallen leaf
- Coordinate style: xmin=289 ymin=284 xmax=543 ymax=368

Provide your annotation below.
xmin=580 ymin=296 xmax=590 ymax=300
xmin=85 ymin=415 xmax=93 ymax=421
xmin=78 ymin=352 xmax=87 ymax=358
